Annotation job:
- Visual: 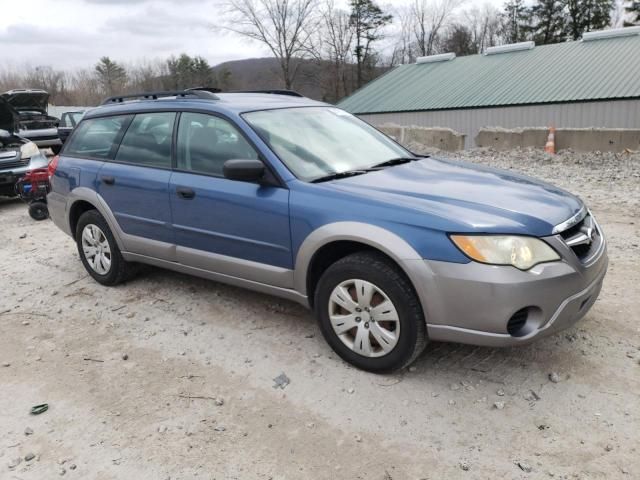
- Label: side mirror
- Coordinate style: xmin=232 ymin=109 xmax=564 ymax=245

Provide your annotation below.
xmin=223 ymin=159 xmax=265 ymax=182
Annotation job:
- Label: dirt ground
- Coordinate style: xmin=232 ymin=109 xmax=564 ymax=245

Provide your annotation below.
xmin=1 ymin=148 xmax=639 ymax=480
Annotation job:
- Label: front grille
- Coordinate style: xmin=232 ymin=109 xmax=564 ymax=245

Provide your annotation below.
xmin=558 ymin=212 xmax=601 ymax=262
xmin=0 ymin=157 xmax=29 ymax=170
xmin=20 ymin=120 xmax=58 ymax=130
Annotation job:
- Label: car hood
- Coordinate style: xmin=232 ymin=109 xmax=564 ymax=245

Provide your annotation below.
xmin=325 ymin=157 xmax=584 ymax=236
xmin=1 ymin=90 xmax=49 ymax=113
xmin=0 ymin=97 xmax=18 ymax=133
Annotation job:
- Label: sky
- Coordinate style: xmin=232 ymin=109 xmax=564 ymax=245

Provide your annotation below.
xmin=0 ymin=0 xmax=507 ymax=71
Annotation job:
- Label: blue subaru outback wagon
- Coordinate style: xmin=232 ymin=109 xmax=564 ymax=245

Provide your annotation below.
xmin=48 ymin=89 xmax=608 ymax=372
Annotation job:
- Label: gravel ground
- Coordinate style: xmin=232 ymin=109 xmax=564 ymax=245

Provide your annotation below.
xmin=1 ymin=148 xmax=639 ymax=479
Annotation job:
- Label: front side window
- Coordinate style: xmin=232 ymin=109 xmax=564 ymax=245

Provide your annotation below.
xmin=115 ymin=112 xmax=175 ymax=168
xmin=60 ymin=113 xmax=73 ymax=128
xmin=64 ymin=115 xmax=131 ymax=159
xmin=242 ymin=107 xmax=410 ymax=182
xmin=176 ymin=112 xmax=259 ymax=176
xmin=60 ymin=112 xmax=84 ymax=128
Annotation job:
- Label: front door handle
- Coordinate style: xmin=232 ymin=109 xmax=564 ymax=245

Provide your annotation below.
xmin=101 ymin=176 xmax=115 ymax=185
xmin=176 ymin=187 xmax=195 ymax=199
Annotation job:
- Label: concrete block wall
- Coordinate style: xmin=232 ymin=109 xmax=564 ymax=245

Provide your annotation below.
xmin=377 ymin=124 xmax=466 ymax=152
xmin=476 ymin=127 xmax=640 ymax=152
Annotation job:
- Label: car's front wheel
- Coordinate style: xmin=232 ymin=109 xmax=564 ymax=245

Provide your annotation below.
xmin=75 ymin=209 xmax=136 ymax=285
xmin=315 ymin=251 xmax=427 ymax=372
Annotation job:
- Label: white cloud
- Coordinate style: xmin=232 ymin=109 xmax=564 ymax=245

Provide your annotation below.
xmin=0 ymin=0 xmax=269 ymax=70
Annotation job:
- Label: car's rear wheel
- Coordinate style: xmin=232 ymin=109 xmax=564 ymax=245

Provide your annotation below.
xmin=75 ymin=209 xmax=136 ymax=285
xmin=315 ymin=251 xmax=427 ymax=372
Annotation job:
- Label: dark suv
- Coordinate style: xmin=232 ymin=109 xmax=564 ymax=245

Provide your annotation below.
xmin=48 ymin=90 xmax=607 ymax=372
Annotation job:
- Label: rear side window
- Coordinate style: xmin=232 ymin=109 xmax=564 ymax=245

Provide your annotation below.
xmin=176 ymin=112 xmax=258 ymax=176
xmin=64 ymin=115 xmax=131 ymax=159
xmin=115 ymin=112 xmax=175 ymax=168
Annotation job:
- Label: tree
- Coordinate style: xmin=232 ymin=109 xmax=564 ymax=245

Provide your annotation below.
xmin=410 ymin=0 xmax=462 ymax=57
xmin=501 ymin=0 xmax=530 ymax=43
xmin=24 ymin=66 xmax=66 ymax=103
xmin=349 ymin=0 xmax=392 ymax=88
xmin=565 ymin=0 xmax=613 ymax=40
xmin=217 ymin=0 xmax=318 ymax=89
xmin=625 ymin=0 xmax=640 ymax=24
xmin=528 ymin=0 xmax=566 ymax=44
xmin=442 ymin=24 xmax=475 ymax=55
xmin=315 ymin=0 xmax=355 ymax=100
xmin=389 ymin=4 xmax=419 ymax=65
xmin=94 ymin=57 xmax=127 ymax=96
xmin=216 ymin=68 xmax=233 ymax=91
xmin=465 ymin=4 xmax=501 ymax=53
xmin=166 ymin=54 xmax=215 ymax=90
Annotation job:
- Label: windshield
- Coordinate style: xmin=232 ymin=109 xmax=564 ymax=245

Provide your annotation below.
xmin=242 ymin=107 xmax=411 ymax=182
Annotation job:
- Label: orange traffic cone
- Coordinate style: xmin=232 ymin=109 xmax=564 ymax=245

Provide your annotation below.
xmin=544 ymin=127 xmax=556 ymax=154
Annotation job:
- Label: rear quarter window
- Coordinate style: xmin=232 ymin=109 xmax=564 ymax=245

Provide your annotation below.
xmin=64 ymin=115 xmax=131 ymax=159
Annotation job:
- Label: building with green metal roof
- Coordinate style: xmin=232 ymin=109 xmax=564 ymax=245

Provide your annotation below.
xmin=338 ymin=27 xmax=640 ymax=148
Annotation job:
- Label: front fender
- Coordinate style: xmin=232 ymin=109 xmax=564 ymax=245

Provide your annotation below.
xmin=293 ymin=222 xmax=436 ymax=316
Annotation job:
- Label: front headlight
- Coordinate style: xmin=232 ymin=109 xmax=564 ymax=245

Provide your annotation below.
xmin=20 ymin=142 xmax=40 ymax=159
xmin=450 ymin=235 xmax=560 ymax=270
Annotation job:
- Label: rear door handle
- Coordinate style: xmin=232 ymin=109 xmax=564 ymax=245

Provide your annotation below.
xmin=176 ymin=187 xmax=195 ymax=199
xmin=101 ymin=176 xmax=115 ymax=185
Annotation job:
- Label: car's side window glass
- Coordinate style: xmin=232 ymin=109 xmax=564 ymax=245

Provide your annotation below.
xmin=176 ymin=112 xmax=259 ymax=176
xmin=115 ymin=112 xmax=175 ymax=168
xmin=60 ymin=113 xmax=72 ymax=128
xmin=64 ymin=115 xmax=131 ymax=159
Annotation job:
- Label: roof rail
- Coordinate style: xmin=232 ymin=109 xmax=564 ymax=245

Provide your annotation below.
xmin=186 ymin=86 xmax=222 ymax=93
xmin=101 ymin=89 xmax=219 ymax=105
xmin=228 ymin=89 xmax=304 ymax=97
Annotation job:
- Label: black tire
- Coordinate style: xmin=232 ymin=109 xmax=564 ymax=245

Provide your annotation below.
xmin=28 ymin=201 xmax=49 ymax=221
xmin=75 ymin=209 xmax=136 ymax=286
xmin=314 ymin=251 xmax=427 ymax=373
xmin=51 ymin=144 xmax=62 ymax=155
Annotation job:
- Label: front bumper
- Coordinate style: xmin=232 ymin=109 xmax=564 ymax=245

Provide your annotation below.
xmin=419 ymin=232 xmax=608 ymax=347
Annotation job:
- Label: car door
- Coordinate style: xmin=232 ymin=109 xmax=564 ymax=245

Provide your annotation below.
xmin=97 ymin=111 xmax=176 ymax=259
xmin=169 ymin=111 xmax=292 ymax=287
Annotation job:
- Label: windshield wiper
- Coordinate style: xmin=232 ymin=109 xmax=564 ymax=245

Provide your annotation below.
xmin=370 ymin=157 xmax=421 ymax=169
xmin=311 ymin=156 xmax=425 ymax=183
xmin=310 ymin=170 xmax=369 ymax=183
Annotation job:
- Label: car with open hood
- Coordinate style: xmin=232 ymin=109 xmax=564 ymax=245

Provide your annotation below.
xmin=1 ymin=89 xmax=62 ymax=153
xmin=0 ymin=96 xmax=48 ymax=197
xmin=47 ymin=89 xmax=607 ymax=372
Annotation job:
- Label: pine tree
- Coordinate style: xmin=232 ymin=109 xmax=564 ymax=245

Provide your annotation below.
xmin=528 ymin=0 xmax=566 ymax=44
xmin=565 ymin=0 xmax=613 ymax=40
xmin=94 ymin=57 xmax=127 ymax=96
xmin=349 ymin=0 xmax=392 ymax=88
xmin=625 ymin=0 xmax=640 ymax=25
xmin=501 ymin=0 xmax=530 ymax=43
